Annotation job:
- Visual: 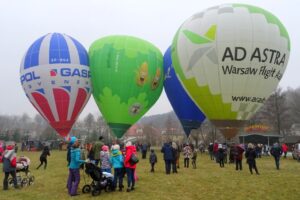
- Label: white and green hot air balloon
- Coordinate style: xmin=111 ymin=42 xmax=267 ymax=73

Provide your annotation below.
xmin=172 ymin=4 xmax=290 ymax=139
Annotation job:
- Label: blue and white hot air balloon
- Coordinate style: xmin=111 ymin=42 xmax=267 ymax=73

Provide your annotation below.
xmin=20 ymin=33 xmax=91 ymax=137
xmin=164 ymin=47 xmax=206 ymax=137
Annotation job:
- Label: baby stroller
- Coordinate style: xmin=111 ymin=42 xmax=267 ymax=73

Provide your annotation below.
xmin=9 ymin=156 xmax=35 ymax=187
xmin=82 ymin=162 xmax=114 ymax=196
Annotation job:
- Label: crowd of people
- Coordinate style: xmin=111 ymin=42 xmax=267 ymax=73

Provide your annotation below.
xmin=2 ymin=136 xmax=292 ymax=197
xmin=66 ymin=136 xmax=139 ymax=196
xmin=207 ymin=141 xmax=288 ymax=174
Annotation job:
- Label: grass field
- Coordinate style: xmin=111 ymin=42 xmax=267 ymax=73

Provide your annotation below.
xmin=0 ymin=150 xmax=299 ymax=200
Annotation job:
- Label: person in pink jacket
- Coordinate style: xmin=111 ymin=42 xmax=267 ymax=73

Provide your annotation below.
xmin=124 ymin=141 xmax=137 ymax=192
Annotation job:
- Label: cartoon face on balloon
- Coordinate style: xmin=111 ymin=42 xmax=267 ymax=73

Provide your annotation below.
xmin=172 ymin=4 xmax=290 ymax=138
xmin=20 ymin=33 xmax=91 ymax=137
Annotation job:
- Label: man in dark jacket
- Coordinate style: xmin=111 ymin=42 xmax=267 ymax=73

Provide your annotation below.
xmin=161 ymin=142 xmax=174 ymax=174
xmin=270 ymin=143 xmax=283 ymax=170
xmin=245 ymin=143 xmax=259 ymax=175
xmin=36 ymin=145 xmax=50 ymax=169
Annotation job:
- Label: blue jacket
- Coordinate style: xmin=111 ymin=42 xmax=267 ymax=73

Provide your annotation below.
xmin=110 ymin=149 xmax=124 ymax=169
xmin=69 ymin=147 xmax=85 ymax=169
xmin=161 ymin=143 xmax=173 ymax=160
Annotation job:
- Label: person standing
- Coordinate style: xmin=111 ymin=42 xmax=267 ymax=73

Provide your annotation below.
xmin=218 ymin=144 xmax=225 ymax=168
xmin=183 ymin=144 xmax=192 ymax=168
xmin=91 ymin=136 xmax=104 ymax=166
xmin=124 ymin=141 xmax=138 ymax=192
xmin=191 ymin=146 xmax=198 ymax=169
xmin=213 ymin=141 xmax=219 ymax=163
xmin=281 ymin=143 xmax=288 ymax=158
xmin=234 ymin=144 xmax=244 ymax=171
xmin=100 ymin=145 xmax=111 ymax=173
xmin=67 ymin=137 xmax=85 ymax=196
xmin=161 ymin=142 xmax=173 ymax=174
xmin=141 ymin=143 xmax=148 ymax=159
xmin=270 ymin=143 xmax=283 ymax=170
xmin=149 ymin=149 xmax=157 ymax=172
xmin=208 ymin=143 xmax=214 ymax=160
xmin=36 ymin=145 xmax=50 ymax=170
xmin=110 ymin=144 xmax=124 ymax=191
xmin=2 ymin=144 xmax=18 ymax=190
xmin=171 ymin=142 xmax=179 ymax=173
xmin=245 ymin=143 xmax=259 ymax=175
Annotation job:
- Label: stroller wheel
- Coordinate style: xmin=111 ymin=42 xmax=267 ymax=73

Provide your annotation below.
xmin=29 ymin=176 xmax=35 ymax=185
xmin=82 ymin=185 xmax=91 ymax=193
xmin=8 ymin=178 xmax=14 ymax=187
xmin=21 ymin=178 xmax=28 ymax=187
xmin=91 ymin=189 xmax=100 ymax=196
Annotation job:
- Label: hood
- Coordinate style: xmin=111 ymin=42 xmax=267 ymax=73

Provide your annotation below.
xmin=126 ymin=145 xmax=136 ymax=153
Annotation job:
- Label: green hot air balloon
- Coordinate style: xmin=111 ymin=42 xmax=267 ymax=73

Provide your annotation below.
xmin=89 ymin=35 xmax=163 ymax=138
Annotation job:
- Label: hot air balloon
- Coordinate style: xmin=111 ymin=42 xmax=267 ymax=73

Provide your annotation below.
xmin=20 ymin=33 xmax=91 ymax=138
xmin=172 ymin=4 xmax=290 ymax=139
xmin=89 ymin=35 xmax=163 ymax=138
xmin=164 ymin=47 xmax=206 ymax=137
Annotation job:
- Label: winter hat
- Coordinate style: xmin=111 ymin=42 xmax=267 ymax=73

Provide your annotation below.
xmin=102 ymin=145 xmax=109 ymax=151
xmin=126 ymin=141 xmax=132 ymax=147
xmin=112 ymin=144 xmax=120 ymax=150
xmin=69 ymin=136 xmax=77 ymax=145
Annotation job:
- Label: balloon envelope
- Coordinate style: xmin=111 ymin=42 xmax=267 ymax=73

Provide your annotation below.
xmin=164 ymin=47 xmax=205 ymax=137
xmin=172 ymin=4 xmax=290 ymax=139
xmin=20 ymin=33 xmax=91 ymax=137
xmin=89 ymin=35 xmax=163 ymax=138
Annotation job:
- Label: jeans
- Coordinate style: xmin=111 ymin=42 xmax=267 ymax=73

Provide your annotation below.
xmin=184 ymin=158 xmax=190 ymax=168
xmin=125 ymin=168 xmax=135 ymax=188
xmin=113 ymin=168 xmax=124 ymax=189
xmin=274 ymin=156 xmax=280 ymax=169
xmin=164 ymin=160 xmax=171 ymax=174
xmin=236 ymin=160 xmax=242 ymax=170
xmin=67 ymin=168 xmax=80 ymax=196
xmin=36 ymin=157 xmax=47 ymax=169
xmin=248 ymin=160 xmax=259 ymax=174
xmin=3 ymin=171 xmax=17 ymax=190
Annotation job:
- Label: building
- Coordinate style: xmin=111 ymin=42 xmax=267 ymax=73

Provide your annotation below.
xmin=239 ymin=124 xmax=282 ymax=145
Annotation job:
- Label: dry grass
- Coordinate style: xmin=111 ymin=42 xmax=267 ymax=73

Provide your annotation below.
xmin=0 ymin=150 xmax=299 ymax=200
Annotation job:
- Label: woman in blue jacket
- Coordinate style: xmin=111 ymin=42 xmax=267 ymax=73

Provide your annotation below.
xmin=67 ymin=137 xmax=85 ymax=196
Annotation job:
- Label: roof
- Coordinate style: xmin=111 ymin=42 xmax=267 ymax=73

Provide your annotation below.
xmin=239 ymin=133 xmax=282 ymax=138
xmin=282 ymin=136 xmax=300 ymax=143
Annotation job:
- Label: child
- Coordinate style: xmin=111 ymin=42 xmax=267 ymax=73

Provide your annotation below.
xmin=100 ymin=145 xmax=111 ymax=173
xmin=149 ymin=149 xmax=157 ymax=172
xmin=110 ymin=144 xmax=124 ymax=191
xmin=191 ymin=147 xmax=197 ymax=169
xmin=36 ymin=145 xmax=50 ymax=170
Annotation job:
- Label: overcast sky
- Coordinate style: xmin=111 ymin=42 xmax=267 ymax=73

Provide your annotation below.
xmin=0 ymin=0 xmax=298 ymax=119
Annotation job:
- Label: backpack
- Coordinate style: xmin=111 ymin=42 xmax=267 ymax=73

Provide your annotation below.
xmin=129 ymin=153 xmax=139 ymax=165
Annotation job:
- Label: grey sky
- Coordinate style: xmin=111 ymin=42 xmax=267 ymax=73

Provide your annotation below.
xmin=0 ymin=0 xmax=298 ymax=119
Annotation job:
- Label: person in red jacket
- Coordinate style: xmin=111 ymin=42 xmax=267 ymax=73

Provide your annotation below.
xmin=281 ymin=143 xmax=288 ymax=158
xmin=124 ymin=141 xmax=138 ymax=192
xmin=213 ymin=141 xmax=219 ymax=163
